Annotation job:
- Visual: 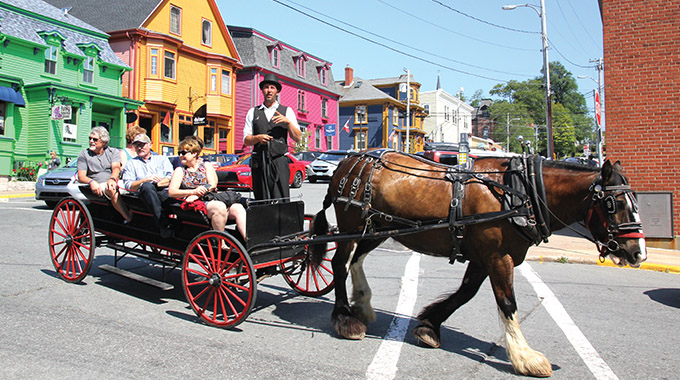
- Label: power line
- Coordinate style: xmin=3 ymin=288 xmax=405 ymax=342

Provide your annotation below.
xmin=279 ymin=0 xmax=533 ymax=77
xmin=429 ymin=0 xmax=540 ymax=34
xmin=271 ymin=0 xmax=512 ymax=82
xmin=377 ymin=0 xmax=536 ymax=52
xmin=564 ymin=0 xmax=602 ymax=50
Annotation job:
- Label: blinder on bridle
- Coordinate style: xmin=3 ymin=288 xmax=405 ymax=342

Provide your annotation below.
xmin=585 ymin=178 xmax=645 ymax=261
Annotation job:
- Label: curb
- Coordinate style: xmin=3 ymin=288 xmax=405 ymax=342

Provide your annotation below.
xmin=527 ymin=255 xmax=680 ymax=274
xmin=0 ymin=193 xmax=34 ymax=199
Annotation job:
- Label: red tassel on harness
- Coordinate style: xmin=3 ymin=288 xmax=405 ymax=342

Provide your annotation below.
xmin=181 ymin=200 xmax=210 ymax=225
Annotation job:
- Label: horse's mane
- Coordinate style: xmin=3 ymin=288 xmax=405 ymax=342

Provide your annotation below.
xmin=542 ymin=159 xmax=600 ymax=173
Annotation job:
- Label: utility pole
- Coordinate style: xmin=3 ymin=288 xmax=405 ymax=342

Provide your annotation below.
xmin=590 ymin=57 xmax=604 ymax=164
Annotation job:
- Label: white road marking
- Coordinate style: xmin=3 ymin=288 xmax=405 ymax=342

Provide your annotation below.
xmin=366 ymin=252 xmax=421 ymax=380
xmin=519 ymin=262 xmax=619 ymax=380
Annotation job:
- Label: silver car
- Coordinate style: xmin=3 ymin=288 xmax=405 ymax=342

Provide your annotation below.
xmin=35 ymin=158 xmax=86 ymax=207
xmin=306 ymin=150 xmax=353 ymax=183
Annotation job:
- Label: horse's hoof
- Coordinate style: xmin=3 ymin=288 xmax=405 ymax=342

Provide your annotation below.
xmin=333 ymin=314 xmax=367 ymax=340
xmin=511 ymin=349 xmax=552 ymax=378
xmin=413 ymin=324 xmax=441 ymax=348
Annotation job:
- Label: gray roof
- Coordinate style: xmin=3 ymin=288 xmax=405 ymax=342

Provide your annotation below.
xmin=0 ymin=0 xmax=128 ymax=67
xmin=228 ymin=26 xmax=338 ymax=96
xmin=367 ymin=74 xmax=419 ymax=87
xmin=335 ymin=77 xmax=393 ymax=103
xmin=41 ymin=0 xmax=161 ymax=32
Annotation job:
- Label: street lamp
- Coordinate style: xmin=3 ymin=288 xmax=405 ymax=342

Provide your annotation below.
xmin=503 ymin=1 xmax=554 ymax=159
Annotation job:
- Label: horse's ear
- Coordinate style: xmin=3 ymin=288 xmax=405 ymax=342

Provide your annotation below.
xmin=601 ymin=160 xmax=613 ymax=181
xmin=613 ymin=160 xmax=623 ymax=172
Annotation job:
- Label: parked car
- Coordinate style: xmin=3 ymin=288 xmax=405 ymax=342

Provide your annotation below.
xmin=215 ymin=153 xmax=307 ymax=190
xmin=292 ymin=151 xmax=322 ymax=163
xmin=201 ymin=153 xmax=240 ymax=169
xmin=35 ymin=158 xmax=86 ymax=207
xmin=307 ymin=150 xmax=354 ymax=183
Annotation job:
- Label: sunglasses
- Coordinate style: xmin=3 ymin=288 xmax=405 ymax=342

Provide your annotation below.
xmin=89 ymin=137 xmax=99 ymax=142
xmin=178 ymin=150 xmax=191 ymax=156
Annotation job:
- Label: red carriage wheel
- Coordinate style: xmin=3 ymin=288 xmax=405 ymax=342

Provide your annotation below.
xmin=48 ymin=198 xmax=96 ymax=283
xmin=281 ymin=215 xmax=336 ymax=297
xmin=182 ymin=231 xmax=256 ymax=328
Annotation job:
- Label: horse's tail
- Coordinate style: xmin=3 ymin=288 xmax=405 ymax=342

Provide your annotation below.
xmin=310 ymin=189 xmax=333 ymax=267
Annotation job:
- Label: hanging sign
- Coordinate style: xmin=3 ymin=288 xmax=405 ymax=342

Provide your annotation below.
xmin=51 ymin=105 xmax=72 ymax=120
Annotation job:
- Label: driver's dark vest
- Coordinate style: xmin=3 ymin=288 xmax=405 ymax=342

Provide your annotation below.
xmin=252 ymin=104 xmax=289 ymax=159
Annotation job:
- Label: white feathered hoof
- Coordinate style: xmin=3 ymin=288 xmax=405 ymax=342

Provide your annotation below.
xmin=510 ymin=348 xmax=553 ymax=378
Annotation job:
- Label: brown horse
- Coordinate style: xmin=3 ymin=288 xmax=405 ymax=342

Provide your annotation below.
xmin=311 ymin=151 xmax=646 ymax=377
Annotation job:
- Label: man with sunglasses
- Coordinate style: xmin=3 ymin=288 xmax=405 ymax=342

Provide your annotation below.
xmin=77 ymin=126 xmax=132 ymax=222
xmin=122 ymin=133 xmax=176 ymax=238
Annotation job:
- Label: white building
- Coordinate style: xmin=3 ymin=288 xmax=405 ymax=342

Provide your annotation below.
xmin=421 ymin=87 xmax=474 ymax=144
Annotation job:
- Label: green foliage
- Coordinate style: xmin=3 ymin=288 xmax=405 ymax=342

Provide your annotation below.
xmin=13 ymin=160 xmax=43 ymax=181
xmin=486 ymin=61 xmax=594 ymax=157
xmin=294 ymin=131 xmax=311 ymax=153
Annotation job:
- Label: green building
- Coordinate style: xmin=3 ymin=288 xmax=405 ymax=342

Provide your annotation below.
xmin=0 ymin=0 xmax=141 ymax=178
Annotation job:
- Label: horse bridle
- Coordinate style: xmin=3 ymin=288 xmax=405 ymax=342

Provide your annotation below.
xmin=585 ymin=180 xmax=645 ymax=261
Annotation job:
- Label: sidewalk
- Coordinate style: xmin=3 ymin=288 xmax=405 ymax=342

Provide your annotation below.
xmin=527 ymin=227 xmax=680 ymax=274
xmin=2 ymin=186 xmax=679 ymax=273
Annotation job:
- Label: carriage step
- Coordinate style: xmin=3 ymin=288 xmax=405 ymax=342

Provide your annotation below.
xmin=99 ymin=264 xmax=175 ymax=291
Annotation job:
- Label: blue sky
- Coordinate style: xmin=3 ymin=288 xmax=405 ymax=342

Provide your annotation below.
xmin=215 ymin=0 xmax=603 ymax=113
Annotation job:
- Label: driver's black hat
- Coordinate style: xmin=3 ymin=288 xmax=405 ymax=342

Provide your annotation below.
xmin=259 ymin=73 xmax=282 ymax=92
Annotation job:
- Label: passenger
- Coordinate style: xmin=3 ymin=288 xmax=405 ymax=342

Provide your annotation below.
xmin=120 ymin=125 xmax=147 ymax=167
xmin=168 ymin=136 xmax=246 ymax=239
xmin=77 ymin=126 xmax=132 ymax=223
xmin=122 ymin=133 xmax=175 ymax=238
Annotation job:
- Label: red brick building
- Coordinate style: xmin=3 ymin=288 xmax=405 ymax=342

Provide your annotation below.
xmin=602 ymin=0 xmax=680 ymax=248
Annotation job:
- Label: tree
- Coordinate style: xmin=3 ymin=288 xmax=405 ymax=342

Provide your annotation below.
xmin=469 ymin=89 xmax=485 ymax=108
xmin=551 ymin=103 xmax=576 ymax=157
xmin=294 ymin=130 xmax=311 ymax=153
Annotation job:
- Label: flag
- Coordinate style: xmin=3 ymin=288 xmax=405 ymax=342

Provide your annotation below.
xmin=161 ymin=111 xmax=170 ymax=126
xmin=342 ymin=118 xmax=350 ymax=133
xmin=388 ymin=128 xmax=396 ymax=140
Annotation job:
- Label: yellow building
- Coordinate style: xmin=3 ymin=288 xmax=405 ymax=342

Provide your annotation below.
xmin=47 ymin=0 xmax=242 ymax=155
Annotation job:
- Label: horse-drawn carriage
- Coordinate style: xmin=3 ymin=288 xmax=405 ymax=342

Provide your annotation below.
xmin=48 ymin=149 xmax=646 ymax=377
xmin=48 ymin=188 xmax=336 ymax=328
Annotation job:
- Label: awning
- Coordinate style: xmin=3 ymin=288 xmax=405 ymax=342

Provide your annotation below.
xmin=0 ymin=86 xmax=25 ymax=107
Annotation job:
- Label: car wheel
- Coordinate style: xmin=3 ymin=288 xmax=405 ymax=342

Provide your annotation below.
xmin=45 ymin=200 xmax=58 ymax=209
xmin=292 ymin=171 xmax=303 ymax=188
xmin=309 ymin=176 xmax=317 ymax=183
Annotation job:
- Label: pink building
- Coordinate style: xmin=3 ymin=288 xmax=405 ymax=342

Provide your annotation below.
xmin=228 ymin=26 xmax=340 ymax=153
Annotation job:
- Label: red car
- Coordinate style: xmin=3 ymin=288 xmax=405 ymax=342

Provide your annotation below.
xmin=216 ymin=153 xmax=307 ymax=190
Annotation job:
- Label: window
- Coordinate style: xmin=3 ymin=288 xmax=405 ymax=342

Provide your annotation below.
xmin=221 ymin=70 xmax=231 ymax=95
xmin=204 ymin=124 xmax=215 ymax=149
xmin=298 ymin=122 xmax=307 ymax=135
xmin=210 ymin=68 xmax=217 ymax=92
xmin=424 ymin=104 xmax=430 ymax=114
xmin=315 ymin=126 xmax=321 ymax=149
xmin=297 ymin=90 xmax=306 ymax=112
xmin=45 ymin=45 xmax=58 ymax=74
xmin=83 ymin=56 xmax=94 ymax=83
xmin=296 ymin=57 xmax=305 ymax=77
xmin=150 ymin=48 xmax=159 ymax=76
xmin=164 ymin=51 xmax=175 ymax=79
xmin=63 ymin=106 xmax=78 ymax=143
xmin=0 ymin=102 xmax=5 ymax=136
xmin=326 ymin=135 xmax=332 ymax=150
xmin=270 ymin=48 xmax=279 ymax=68
xmin=201 ymin=19 xmax=212 ymax=46
xmin=392 ymin=107 xmax=398 ymax=126
xmin=444 ymin=105 xmax=450 ymax=121
xmin=321 ymin=99 xmax=328 ymax=118
xmin=355 ymin=105 xmax=367 ymax=124
xmin=319 ymin=68 xmax=327 ymax=85
xmin=170 ymin=6 xmax=181 ymax=35
xmin=356 ymin=132 xmax=367 ymax=150
xmin=161 ymin=111 xmax=173 ymax=143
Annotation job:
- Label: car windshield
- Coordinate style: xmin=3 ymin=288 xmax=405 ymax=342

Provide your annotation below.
xmin=318 ymin=152 xmax=345 ymax=161
xmin=65 ymin=158 xmax=78 ymax=168
xmin=234 ymin=155 xmax=250 ymax=165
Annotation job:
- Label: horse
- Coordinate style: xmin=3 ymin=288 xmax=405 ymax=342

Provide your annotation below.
xmin=310 ymin=150 xmax=646 ymax=377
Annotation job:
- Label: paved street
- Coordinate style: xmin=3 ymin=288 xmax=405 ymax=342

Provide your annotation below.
xmin=1 ymin=183 xmax=679 ymax=379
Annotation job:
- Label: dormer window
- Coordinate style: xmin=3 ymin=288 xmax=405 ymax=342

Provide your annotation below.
xmin=170 ymin=5 xmax=181 ymax=35
xmin=270 ymin=47 xmax=279 ymax=68
xmin=44 ymin=45 xmax=58 ymax=74
xmin=201 ymin=19 xmax=212 ymax=46
xmin=83 ymin=56 xmax=94 ymax=83
xmin=295 ymin=56 xmax=306 ymax=78
xmin=319 ymin=67 xmax=327 ymax=85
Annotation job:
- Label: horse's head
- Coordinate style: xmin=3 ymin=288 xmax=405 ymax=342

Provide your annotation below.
xmin=585 ymin=160 xmax=647 ymax=267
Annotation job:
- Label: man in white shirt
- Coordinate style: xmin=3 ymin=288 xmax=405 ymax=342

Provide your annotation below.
xmin=243 ymin=73 xmax=301 ymax=200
